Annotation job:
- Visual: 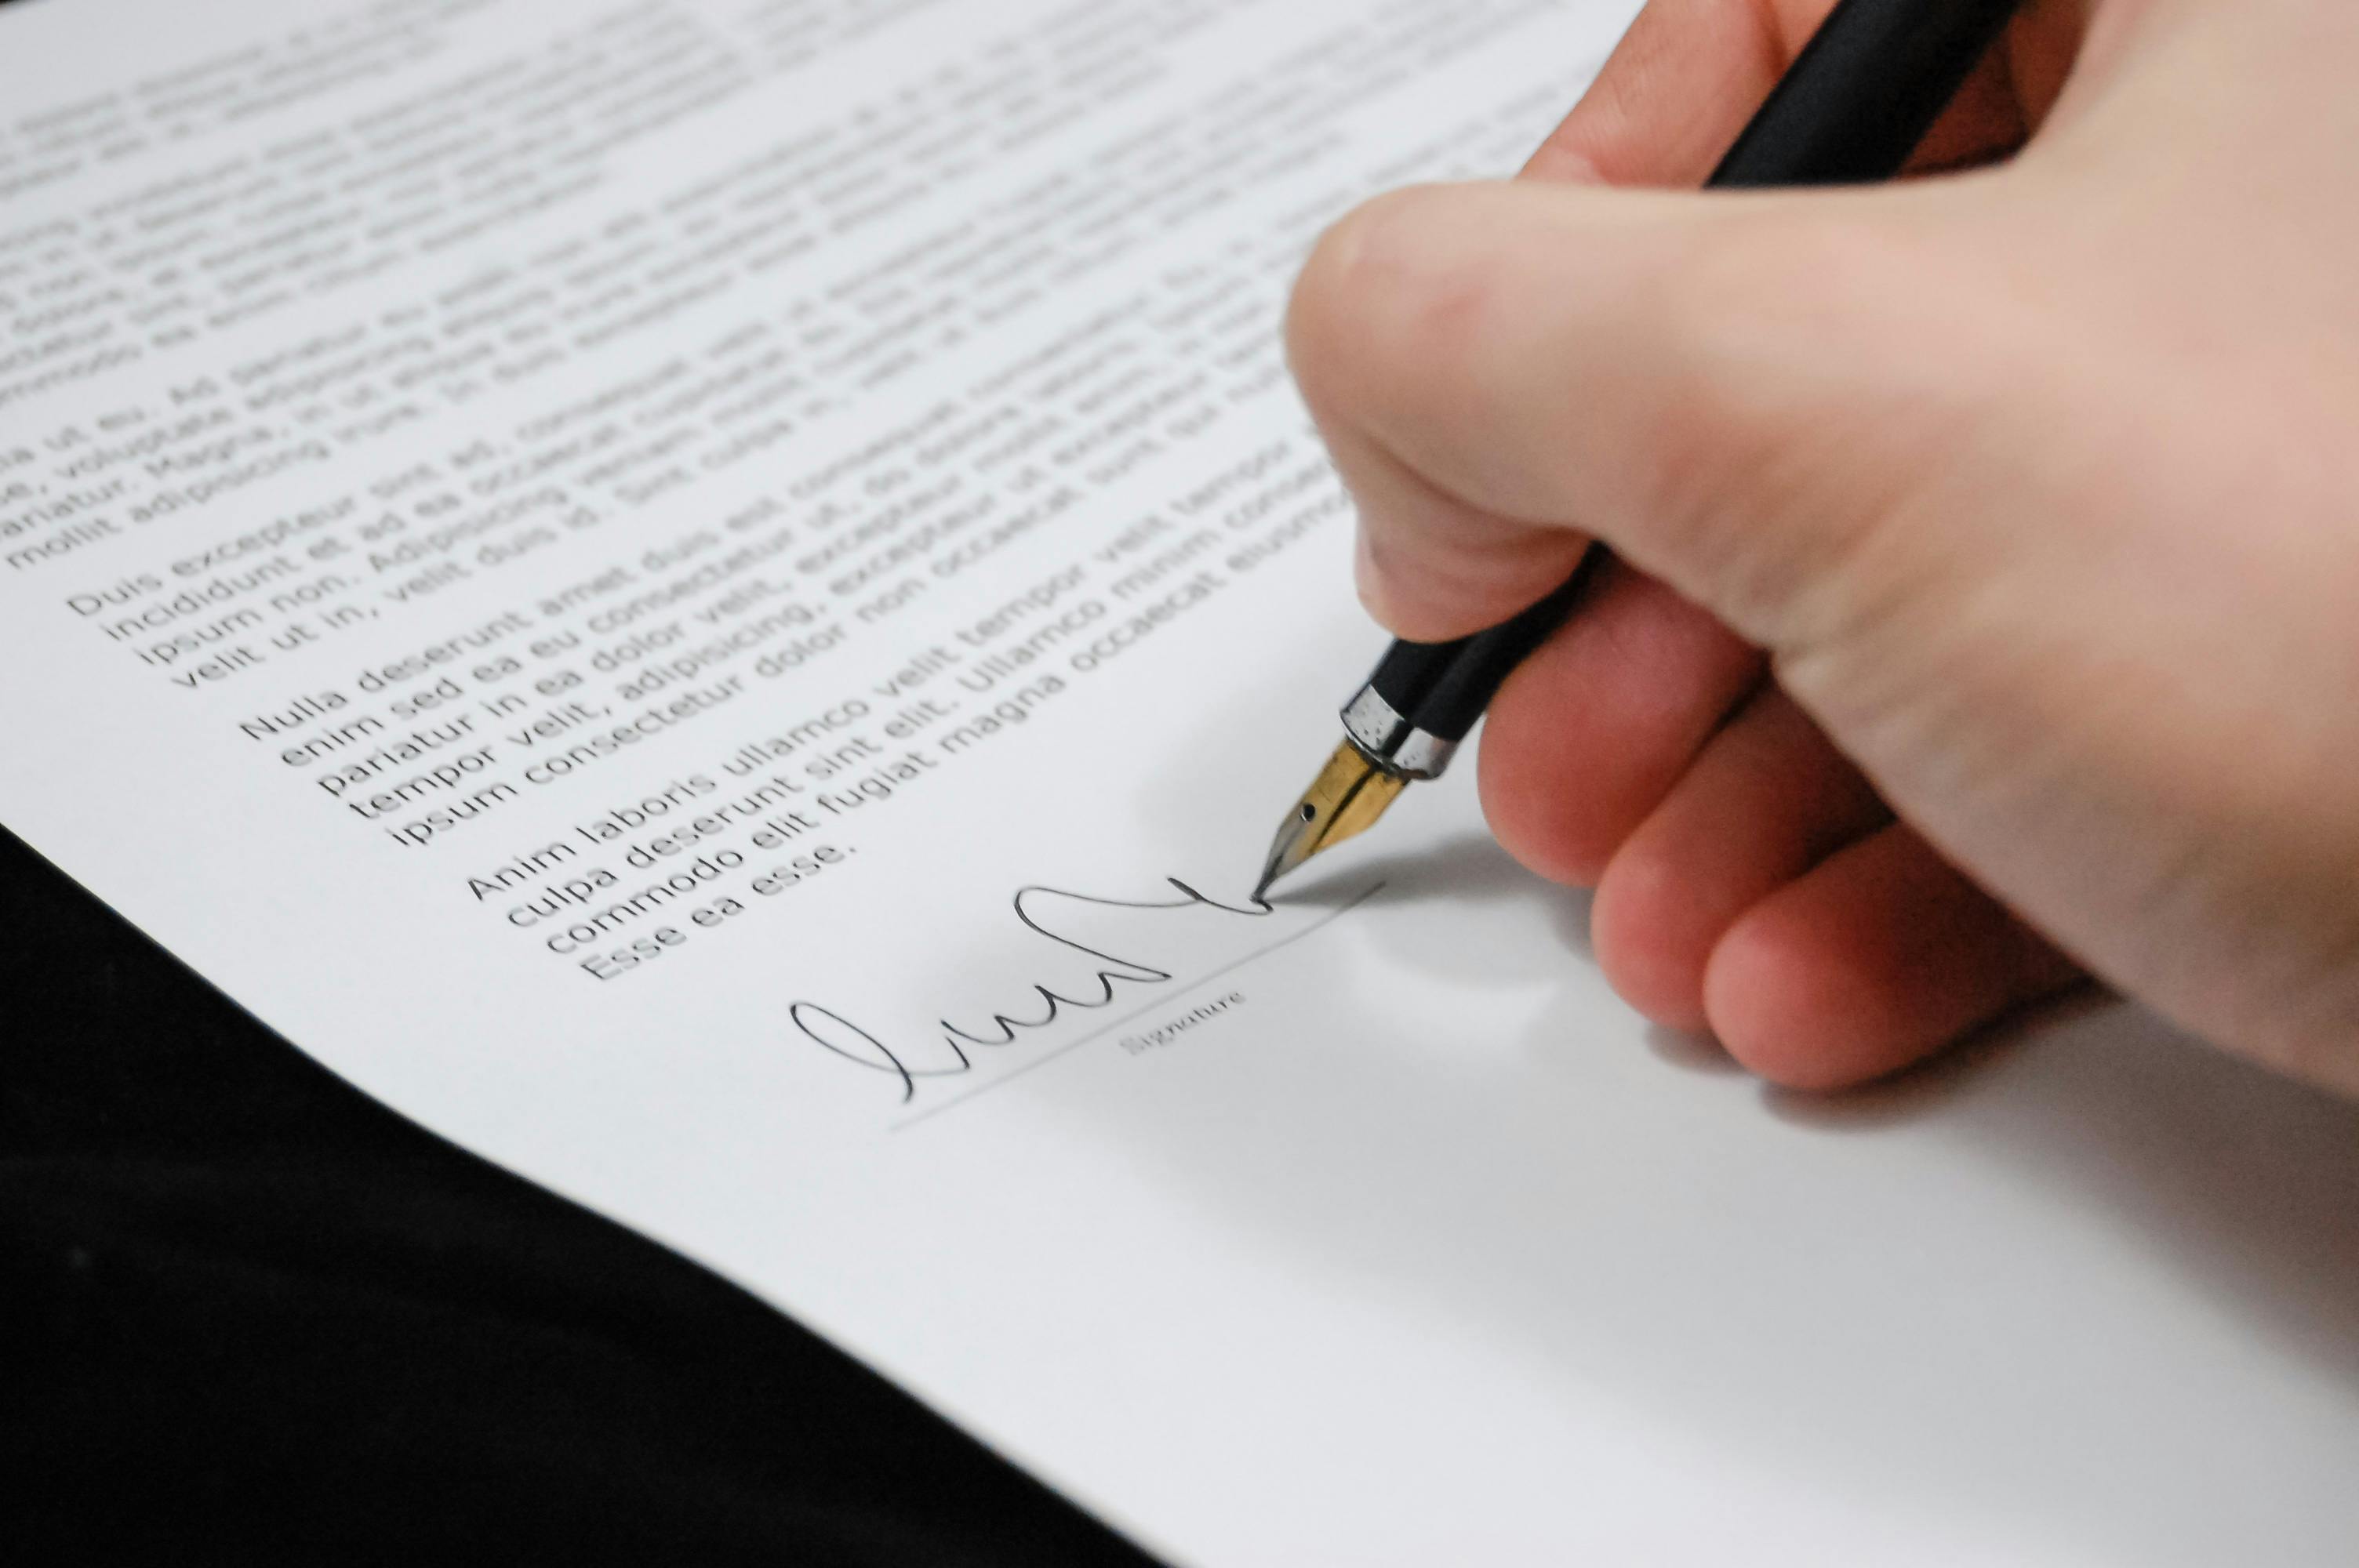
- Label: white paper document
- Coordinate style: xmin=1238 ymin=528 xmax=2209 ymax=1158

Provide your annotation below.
xmin=8 ymin=1 xmax=2359 ymax=1561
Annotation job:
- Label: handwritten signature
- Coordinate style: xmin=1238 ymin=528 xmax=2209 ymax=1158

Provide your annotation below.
xmin=787 ymin=880 xmax=1274 ymax=1102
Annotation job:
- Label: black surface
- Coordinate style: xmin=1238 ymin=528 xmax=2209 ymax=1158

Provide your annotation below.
xmin=1 ymin=824 xmax=1160 ymax=1565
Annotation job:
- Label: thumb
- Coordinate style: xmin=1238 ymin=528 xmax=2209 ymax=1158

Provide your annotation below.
xmin=1286 ymin=176 xmax=2016 ymax=653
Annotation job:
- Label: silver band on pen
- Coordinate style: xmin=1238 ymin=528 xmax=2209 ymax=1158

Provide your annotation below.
xmin=1340 ymin=683 xmax=1458 ymax=781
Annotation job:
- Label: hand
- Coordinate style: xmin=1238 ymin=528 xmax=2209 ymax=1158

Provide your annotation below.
xmin=1288 ymin=0 xmax=2359 ymax=1095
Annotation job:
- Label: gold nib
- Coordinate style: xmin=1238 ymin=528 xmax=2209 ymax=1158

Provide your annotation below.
xmin=1253 ymin=739 xmax=1408 ymax=902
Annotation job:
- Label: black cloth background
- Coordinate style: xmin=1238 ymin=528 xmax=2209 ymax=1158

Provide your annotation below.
xmin=1 ymin=823 xmax=1161 ymax=1565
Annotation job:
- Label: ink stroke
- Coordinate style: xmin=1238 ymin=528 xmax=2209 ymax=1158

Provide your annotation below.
xmin=789 ymin=878 xmax=1282 ymax=1104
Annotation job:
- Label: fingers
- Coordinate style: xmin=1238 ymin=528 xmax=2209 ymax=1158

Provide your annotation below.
xmin=1703 ymin=823 xmax=2083 ymax=1090
xmin=1573 ymin=679 xmax=2077 ymax=1082
xmin=1906 ymin=45 xmax=2030 ymax=173
xmin=1476 ymin=561 xmax=1761 ymax=886
xmin=1525 ymin=0 xmax=2030 ymax=188
xmin=1498 ymin=642 xmax=2081 ymax=1080
xmin=1590 ymin=685 xmax=1888 ymax=1029
xmin=1525 ymin=0 xmax=1834 ymax=187
xmin=1490 ymin=604 xmax=2079 ymax=1080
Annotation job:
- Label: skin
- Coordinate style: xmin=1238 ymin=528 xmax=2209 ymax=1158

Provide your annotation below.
xmin=1287 ymin=0 xmax=2359 ymax=1096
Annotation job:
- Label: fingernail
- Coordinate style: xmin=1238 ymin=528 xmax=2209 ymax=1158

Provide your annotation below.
xmin=1353 ymin=526 xmax=1395 ymax=625
xmin=1525 ymin=145 xmax=1606 ymax=187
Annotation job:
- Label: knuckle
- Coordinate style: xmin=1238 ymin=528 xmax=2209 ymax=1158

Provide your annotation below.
xmin=1288 ymin=184 xmax=1499 ymax=428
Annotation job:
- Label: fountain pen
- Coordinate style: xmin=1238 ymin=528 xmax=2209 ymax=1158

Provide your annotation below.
xmin=1254 ymin=0 xmax=2021 ymax=900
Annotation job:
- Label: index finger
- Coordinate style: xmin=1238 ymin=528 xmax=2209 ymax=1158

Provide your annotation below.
xmin=1526 ymin=0 xmax=2034 ymax=188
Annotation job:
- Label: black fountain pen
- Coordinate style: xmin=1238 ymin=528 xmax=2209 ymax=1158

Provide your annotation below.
xmin=1255 ymin=0 xmax=2021 ymax=901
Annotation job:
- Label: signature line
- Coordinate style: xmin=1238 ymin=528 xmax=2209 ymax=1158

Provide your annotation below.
xmin=890 ymin=880 xmax=1387 ymax=1134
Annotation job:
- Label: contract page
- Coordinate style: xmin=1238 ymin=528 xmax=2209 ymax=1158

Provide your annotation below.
xmin=5 ymin=2 xmax=2358 ymax=1562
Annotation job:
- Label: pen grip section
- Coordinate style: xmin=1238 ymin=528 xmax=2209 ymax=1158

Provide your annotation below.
xmin=1364 ymin=547 xmax=1606 ymax=742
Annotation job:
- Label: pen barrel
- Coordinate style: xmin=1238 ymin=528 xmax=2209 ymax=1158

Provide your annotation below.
xmin=1361 ymin=549 xmax=1608 ymax=748
xmin=1709 ymin=0 xmax=2022 ymax=188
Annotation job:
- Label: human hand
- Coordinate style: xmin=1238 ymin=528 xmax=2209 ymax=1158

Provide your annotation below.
xmin=1288 ymin=0 xmax=2359 ymax=1094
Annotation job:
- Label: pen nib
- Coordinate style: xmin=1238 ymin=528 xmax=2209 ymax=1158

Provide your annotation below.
xmin=1252 ymin=740 xmax=1408 ymax=902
